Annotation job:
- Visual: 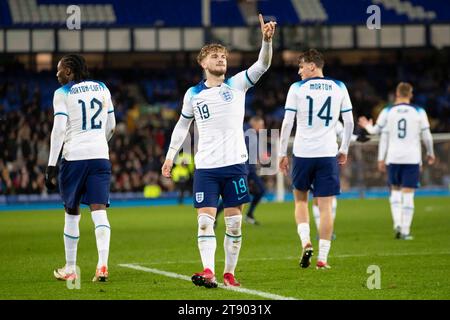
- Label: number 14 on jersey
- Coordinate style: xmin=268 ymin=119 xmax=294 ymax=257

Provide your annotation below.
xmin=306 ymin=96 xmax=332 ymax=127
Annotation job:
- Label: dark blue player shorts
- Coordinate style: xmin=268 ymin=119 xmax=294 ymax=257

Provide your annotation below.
xmin=291 ymin=156 xmax=340 ymax=197
xmin=193 ymin=163 xmax=250 ymax=208
xmin=387 ymin=164 xmax=420 ymax=188
xmin=59 ymin=159 xmax=112 ymax=209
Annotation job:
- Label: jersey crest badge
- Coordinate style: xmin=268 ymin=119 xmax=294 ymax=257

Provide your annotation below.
xmin=196 ymin=192 xmax=204 ymax=203
xmin=220 ymin=87 xmax=233 ymax=102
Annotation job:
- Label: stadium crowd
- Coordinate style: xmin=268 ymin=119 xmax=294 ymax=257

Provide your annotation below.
xmin=1 ymin=51 xmax=449 ymax=196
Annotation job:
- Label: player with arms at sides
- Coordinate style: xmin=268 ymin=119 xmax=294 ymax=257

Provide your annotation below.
xmin=45 ymin=54 xmax=116 ymax=282
xmin=359 ymin=82 xmax=435 ymax=239
xmin=279 ymin=49 xmax=354 ymax=269
xmin=161 ymin=14 xmax=276 ymax=288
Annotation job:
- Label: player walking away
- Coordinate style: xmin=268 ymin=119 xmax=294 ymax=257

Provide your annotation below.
xmin=311 ymin=121 xmax=370 ymax=239
xmin=215 ymin=115 xmax=267 ymax=227
xmin=45 ymin=54 xmax=116 ymax=282
xmin=279 ymin=49 xmax=354 ymax=270
xmin=161 ymin=14 xmax=276 ymax=288
xmin=358 ymin=82 xmax=435 ymax=239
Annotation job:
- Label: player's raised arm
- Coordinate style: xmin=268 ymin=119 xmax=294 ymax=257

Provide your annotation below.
xmin=237 ymin=14 xmax=276 ymax=90
xmin=254 ymin=14 xmax=276 ymax=68
xmin=162 ymin=91 xmax=194 ymax=178
xmin=257 ymin=13 xmax=276 ymax=67
xmin=46 ymin=90 xmax=68 ymax=190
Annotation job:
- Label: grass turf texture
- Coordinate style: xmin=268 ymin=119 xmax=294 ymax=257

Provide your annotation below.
xmin=0 ymin=197 xmax=449 ymax=300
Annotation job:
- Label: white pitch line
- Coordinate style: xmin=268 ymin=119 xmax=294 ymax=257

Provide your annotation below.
xmin=125 ymin=251 xmax=450 ymax=266
xmin=333 ymin=251 xmax=450 ymax=258
xmin=118 ymin=263 xmax=298 ymax=301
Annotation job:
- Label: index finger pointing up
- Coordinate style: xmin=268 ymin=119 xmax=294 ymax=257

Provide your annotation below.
xmin=258 ymin=13 xmax=265 ymax=30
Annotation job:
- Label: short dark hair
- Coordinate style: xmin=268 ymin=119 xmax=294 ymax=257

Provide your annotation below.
xmin=61 ymin=54 xmax=90 ymax=82
xmin=298 ymin=49 xmax=324 ymax=69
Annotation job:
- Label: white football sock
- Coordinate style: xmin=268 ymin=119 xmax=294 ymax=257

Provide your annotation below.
xmin=401 ymin=192 xmax=415 ymax=235
xmin=224 ymin=215 xmax=242 ymax=275
xmin=390 ymin=190 xmax=402 ymax=229
xmin=312 ymin=204 xmax=321 ymax=232
xmin=64 ymin=213 xmax=80 ymax=273
xmin=318 ymin=239 xmax=331 ymax=263
xmin=297 ymin=223 xmax=311 ymax=248
xmin=197 ymin=214 xmax=216 ymax=273
xmin=91 ymin=210 xmax=111 ymax=268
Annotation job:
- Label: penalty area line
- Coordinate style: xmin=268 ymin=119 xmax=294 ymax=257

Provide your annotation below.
xmin=118 ymin=263 xmax=298 ymax=301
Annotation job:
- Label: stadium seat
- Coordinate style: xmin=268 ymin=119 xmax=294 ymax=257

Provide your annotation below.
xmin=104 ymin=5 xmax=116 ymax=23
xmin=95 ymin=5 xmax=106 ymax=24
xmin=292 ymin=0 xmax=327 ymax=23
xmin=48 ymin=5 xmax=58 ymax=24
xmin=237 ymin=0 xmax=258 ymax=25
xmin=57 ymin=4 xmax=66 ymax=23
xmin=39 ymin=5 xmax=50 ymax=24
xmin=1 ymin=0 xmax=447 ymax=27
xmin=3 ymin=0 xmax=119 ymax=27
xmin=377 ymin=0 xmax=437 ymax=21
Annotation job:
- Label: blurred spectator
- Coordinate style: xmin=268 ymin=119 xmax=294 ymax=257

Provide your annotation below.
xmin=172 ymin=159 xmax=191 ymax=204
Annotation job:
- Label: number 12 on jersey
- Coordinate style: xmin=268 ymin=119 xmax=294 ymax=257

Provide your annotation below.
xmin=306 ymin=96 xmax=332 ymax=126
xmin=78 ymin=98 xmax=103 ymax=130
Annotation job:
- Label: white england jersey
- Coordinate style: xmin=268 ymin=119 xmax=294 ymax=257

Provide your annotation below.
xmin=285 ymin=77 xmax=353 ymax=157
xmin=181 ymin=71 xmax=254 ymax=169
xmin=53 ymin=80 xmax=114 ymax=161
xmin=376 ymin=104 xmax=430 ymax=164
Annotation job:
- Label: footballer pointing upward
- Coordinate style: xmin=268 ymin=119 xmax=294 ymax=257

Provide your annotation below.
xmin=162 ymin=14 xmax=276 ymax=288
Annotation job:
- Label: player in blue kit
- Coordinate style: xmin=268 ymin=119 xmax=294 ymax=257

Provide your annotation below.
xmin=279 ymin=49 xmax=354 ymax=270
xmin=162 ymin=14 xmax=276 ymax=288
xmin=45 ymin=54 xmax=116 ymax=282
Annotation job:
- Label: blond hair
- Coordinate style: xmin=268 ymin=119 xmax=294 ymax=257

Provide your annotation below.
xmin=196 ymin=43 xmax=228 ymax=65
xmin=396 ymin=82 xmax=413 ymax=98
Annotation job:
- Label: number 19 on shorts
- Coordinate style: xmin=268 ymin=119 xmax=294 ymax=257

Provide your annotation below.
xmin=232 ymin=178 xmax=247 ymax=195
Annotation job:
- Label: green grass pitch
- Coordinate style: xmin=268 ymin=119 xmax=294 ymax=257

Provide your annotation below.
xmin=0 ymin=197 xmax=449 ymax=300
